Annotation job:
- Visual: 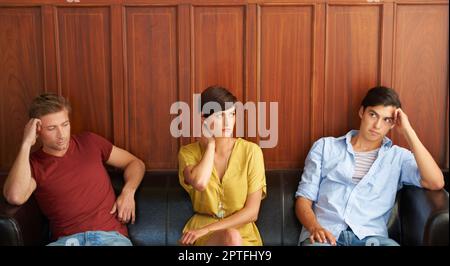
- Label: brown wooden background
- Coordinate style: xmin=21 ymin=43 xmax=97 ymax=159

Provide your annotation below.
xmin=0 ymin=0 xmax=448 ymax=171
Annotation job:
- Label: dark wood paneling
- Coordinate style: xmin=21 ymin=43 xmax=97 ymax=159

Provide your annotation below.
xmin=192 ymin=6 xmax=245 ymax=100
xmin=393 ymin=4 xmax=448 ymax=166
xmin=0 ymin=1 xmax=448 ymax=171
xmin=259 ymin=5 xmax=314 ymax=168
xmin=325 ymin=5 xmax=382 ymax=137
xmin=0 ymin=7 xmax=44 ymax=171
xmin=311 ymin=3 xmax=326 ymax=145
xmin=178 ymin=4 xmax=192 ymax=147
xmin=111 ymin=4 xmax=126 ymax=149
xmin=125 ymin=6 xmax=179 ymax=169
xmin=56 ymin=7 xmax=113 ymax=140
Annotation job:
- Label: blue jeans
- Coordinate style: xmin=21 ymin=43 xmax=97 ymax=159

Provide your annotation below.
xmin=47 ymin=231 xmax=133 ymax=246
xmin=301 ymin=228 xmax=399 ymax=246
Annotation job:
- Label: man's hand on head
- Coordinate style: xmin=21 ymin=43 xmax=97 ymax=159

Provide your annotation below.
xmin=23 ymin=118 xmax=41 ymax=147
xmin=394 ymin=108 xmax=414 ymax=136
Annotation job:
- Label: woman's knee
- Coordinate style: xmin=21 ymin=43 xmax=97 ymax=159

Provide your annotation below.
xmin=223 ymin=228 xmax=242 ymax=246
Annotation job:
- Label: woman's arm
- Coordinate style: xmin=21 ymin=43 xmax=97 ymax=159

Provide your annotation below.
xmin=183 ymin=136 xmax=215 ymax=192
xmin=180 ymin=189 xmax=262 ymax=245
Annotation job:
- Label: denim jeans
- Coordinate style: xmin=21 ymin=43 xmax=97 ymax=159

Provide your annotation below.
xmin=300 ymin=228 xmax=399 ymax=246
xmin=47 ymin=231 xmax=133 ymax=246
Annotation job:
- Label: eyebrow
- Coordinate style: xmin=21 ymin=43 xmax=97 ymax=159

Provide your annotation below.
xmin=368 ymin=109 xmax=394 ymax=119
xmin=45 ymin=120 xmax=70 ymax=128
xmin=216 ymin=108 xmax=236 ymax=115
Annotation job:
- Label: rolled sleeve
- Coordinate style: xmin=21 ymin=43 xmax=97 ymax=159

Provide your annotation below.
xmin=295 ymin=138 xmax=325 ymax=202
xmin=178 ymin=146 xmax=197 ymax=194
xmin=247 ymin=144 xmax=267 ymax=200
xmin=399 ymin=149 xmax=422 ymax=189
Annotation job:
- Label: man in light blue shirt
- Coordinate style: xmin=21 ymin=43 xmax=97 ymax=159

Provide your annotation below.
xmin=295 ymin=86 xmax=445 ymax=246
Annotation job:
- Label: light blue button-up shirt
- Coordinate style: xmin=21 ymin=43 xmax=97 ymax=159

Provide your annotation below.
xmin=296 ymin=130 xmax=422 ymax=243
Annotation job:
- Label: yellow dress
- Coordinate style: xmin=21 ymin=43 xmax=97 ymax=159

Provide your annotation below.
xmin=178 ymin=138 xmax=267 ymax=246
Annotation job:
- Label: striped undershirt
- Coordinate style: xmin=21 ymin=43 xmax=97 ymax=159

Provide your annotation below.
xmin=352 ymin=148 xmax=380 ymax=183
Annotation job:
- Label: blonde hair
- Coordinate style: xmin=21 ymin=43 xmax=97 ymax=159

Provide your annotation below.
xmin=28 ymin=93 xmax=71 ymax=118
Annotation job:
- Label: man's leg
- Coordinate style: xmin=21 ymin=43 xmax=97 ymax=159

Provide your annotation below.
xmin=86 ymin=231 xmax=133 ymax=246
xmin=336 ymin=227 xmax=399 ymax=246
xmin=300 ymin=238 xmax=333 ymax=246
xmin=342 ymin=228 xmax=399 ymax=246
xmin=47 ymin=232 xmax=85 ymax=246
xmin=360 ymin=236 xmax=400 ymax=246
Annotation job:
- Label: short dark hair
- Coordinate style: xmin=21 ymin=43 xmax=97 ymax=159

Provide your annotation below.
xmin=200 ymin=86 xmax=237 ymax=118
xmin=28 ymin=93 xmax=71 ymax=119
xmin=361 ymin=86 xmax=401 ymax=110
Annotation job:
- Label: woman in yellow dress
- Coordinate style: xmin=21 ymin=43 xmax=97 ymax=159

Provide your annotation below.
xmin=178 ymin=86 xmax=267 ymax=246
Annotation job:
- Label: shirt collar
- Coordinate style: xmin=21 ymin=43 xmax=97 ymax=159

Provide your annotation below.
xmin=345 ymin=130 xmax=392 ymax=154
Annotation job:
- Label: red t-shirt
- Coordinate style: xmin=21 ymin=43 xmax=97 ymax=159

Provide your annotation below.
xmin=30 ymin=132 xmax=128 ymax=240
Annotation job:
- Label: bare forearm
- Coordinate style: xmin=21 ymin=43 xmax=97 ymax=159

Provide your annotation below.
xmin=188 ymin=142 xmax=215 ymax=189
xmin=403 ymin=128 xmax=444 ymax=189
xmin=295 ymin=197 xmax=321 ymax=231
xmin=203 ymin=207 xmax=258 ymax=233
xmin=3 ymin=143 xmax=34 ymax=203
xmin=122 ymin=159 xmax=145 ymax=194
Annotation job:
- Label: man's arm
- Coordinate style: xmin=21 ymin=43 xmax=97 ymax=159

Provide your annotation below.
xmin=3 ymin=119 xmax=39 ymax=205
xmin=395 ymin=109 xmax=444 ymax=190
xmin=295 ymin=197 xmax=336 ymax=245
xmin=294 ymin=138 xmax=336 ymax=245
xmin=106 ymin=146 xmax=145 ymax=224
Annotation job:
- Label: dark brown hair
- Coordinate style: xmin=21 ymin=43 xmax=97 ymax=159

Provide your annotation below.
xmin=361 ymin=86 xmax=402 ymax=110
xmin=28 ymin=93 xmax=71 ymax=119
xmin=200 ymin=86 xmax=237 ymax=118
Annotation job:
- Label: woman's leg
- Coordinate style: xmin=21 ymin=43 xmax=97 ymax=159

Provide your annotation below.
xmin=202 ymin=228 xmax=243 ymax=246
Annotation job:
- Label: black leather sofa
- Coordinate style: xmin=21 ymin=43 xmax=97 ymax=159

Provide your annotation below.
xmin=0 ymin=170 xmax=448 ymax=246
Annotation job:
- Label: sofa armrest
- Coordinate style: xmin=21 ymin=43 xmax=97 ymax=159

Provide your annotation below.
xmin=399 ymin=186 xmax=449 ymax=246
xmin=0 ymin=196 xmax=48 ymax=246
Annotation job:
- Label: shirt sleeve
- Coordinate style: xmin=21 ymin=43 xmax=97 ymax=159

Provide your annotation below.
xmin=178 ymin=145 xmax=197 ymax=194
xmin=398 ymin=148 xmax=422 ymax=189
xmin=295 ymin=138 xmax=325 ymax=202
xmin=29 ymin=156 xmax=38 ymax=181
xmin=86 ymin=132 xmax=113 ymax=162
xmin=247 ymin=144 xmax=267 ymax=200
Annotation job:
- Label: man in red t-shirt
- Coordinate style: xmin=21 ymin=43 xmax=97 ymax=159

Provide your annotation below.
xmin=3 ymin=93 xmax=145 ymax=246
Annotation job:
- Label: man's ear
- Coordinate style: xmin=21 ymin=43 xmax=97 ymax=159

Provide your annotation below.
xmin=36 ymin=121 xmax=42 ymax=136
xmin=358 ymin=106 xmax=364 ymax=119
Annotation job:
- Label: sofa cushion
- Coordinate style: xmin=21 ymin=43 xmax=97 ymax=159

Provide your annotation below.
xmin=110 ymin=170 xmax=399 ymax=246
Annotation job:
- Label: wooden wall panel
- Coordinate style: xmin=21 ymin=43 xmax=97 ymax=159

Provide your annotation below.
xmin=0 ymin=7 xmax=44 ymax=170
xmin=0 ymin=1 xmax=448 ymax=171
xmin=56 ymin=7 xmax=113 ymax=140
xmin=393 ymin=4 xmax=448 ymax=166
xmin=125 ymin=6 xmax=179 ymax=169
xmin=259 ymin=5 xmax=314 ymax=169
xmin=192 ymin=6 xmax=245 ymax=100
xmin=324 ymin=5 xmax=382 ymax=137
